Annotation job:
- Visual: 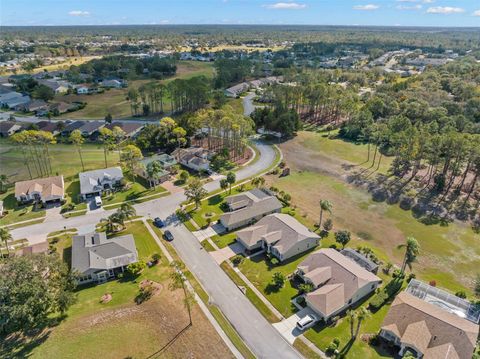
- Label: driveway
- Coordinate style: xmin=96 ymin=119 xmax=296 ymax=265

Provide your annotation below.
xmin=242 ymin=93 xmax=256 ymax=116
xmin=192 ymin=227 xmax=217 ymax=241
xmin=273 ymin=307 xmax=318 ymax=344
xmin=210 ymin=242 xmax=245 ymax=264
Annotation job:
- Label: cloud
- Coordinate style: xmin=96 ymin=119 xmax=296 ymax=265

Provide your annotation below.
xmin=426 ymin=6 xmax=465 ymax=14
xmin=397 ymin=4 xmax=422 ymax=10
xmin=473 ymin=10 xmax=480 ymax=16
xmin=68 ymin=10 xmax=90 ymax=16
xmin=263 ymin=2 xmax=307 ymax=9
xmin=353 ymin=4 xmax=379 ymax=11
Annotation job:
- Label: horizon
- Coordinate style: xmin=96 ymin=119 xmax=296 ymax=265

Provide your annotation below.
xmin=2 ymin=0 xmax=480 ymax=27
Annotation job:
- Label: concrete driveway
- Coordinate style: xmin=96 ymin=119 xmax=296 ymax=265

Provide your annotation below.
xmin=210 ymin=242 xmax=245 ymax=264
xmin=192 ymin=226 xmax=217 ymax=241
xmin=273 ymin=307 xmax=318 ymax=344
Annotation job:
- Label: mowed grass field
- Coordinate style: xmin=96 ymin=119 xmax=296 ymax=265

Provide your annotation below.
xmin=4 ymin=222 xmax=233 ymax=359
xmin=0 ymin=138 xmax=120 ymax=183
xmin=270 ymin=131 xmax=480 ymax=294
xmin=57 ymin=61 xmax=215 ymax=120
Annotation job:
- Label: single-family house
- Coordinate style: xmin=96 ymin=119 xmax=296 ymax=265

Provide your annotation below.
xmin=38 ymin=79 xmax=69 ymax=94
xmin=16 ymin=241 xmax=49 ymax=256
xmin=0 ymin=92 xmax=31 ymax=109
xmin=136 ymin=155 xmax=170 ymax=186
xmin=236 ymin=213 xmax=320 ymax=260
xmin=0 ymin=121 xmax=22 ymax=137
xmin=219 ymin=189 xmax=283 ymax=232
xmin=155 ymin=153 xmax=177 ymax=172
xmin=224 ymin=82 xmax=249 ymax=97
xmin=297 ymin=248 xmax=382 ymax=321
xmin=79 ymin=167 xmax=124 ymax=200
xmin=379 ymin=280 xmax=479 ymax=359
xmin=105 ymin=122 xmax=144 ymax=138
xmin=61 ymin=120 xmax=86 ymax=136
xmin=101 ymin=79 xmax=124 ymax=88
xmin=76 ymin=86 xmax=90 ymax=94
xmin=14 ymin=175 xmax=65 ymax=204
xmin=77 ymin=121 xmax=104 ymax=137
xmin=172 ymin=147 xmax=212 ymax=172
xmin=15 ymin=99 xmax=48 ymax=113
xmin=72 ymin=232 xmax=138 ymax=284
xmin=36 ymin=120 xmax=60 ymax=135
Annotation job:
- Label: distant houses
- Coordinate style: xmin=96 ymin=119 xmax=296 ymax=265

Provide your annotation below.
xmin=236 ymin=213 xmax=320 ymax=261
xmin=219 ymin=188 xmax=282 ymax=231
xmin=0 ymin=121 xmax=22 ymax=137
xmin=79 ymin=167 xmax=124 ymax=200
xmin=296 ymin=248 xmax=382 ymax=321
xmin=72 ymin=232 xmax=138 ymax=284
xmin=136 ymin=154 xmax=173 ymax=186
xmin=224 ymin=76 xmax=283 ymax=97
xmin=105 ymin=122 xmax=144 ymax=138
xmin=14 ymin=175 xmax=65 ymax=204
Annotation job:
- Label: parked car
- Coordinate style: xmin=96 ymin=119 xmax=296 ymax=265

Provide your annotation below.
xmin=296 ymin=314 xmax=317 ymax=330
xmin=163 ymin=230 xmax=174 ymax=241
xmin=153 ymin=217 xmax=165 ymax=228
xmin=95 ymin=196 xmax=102 ymax=207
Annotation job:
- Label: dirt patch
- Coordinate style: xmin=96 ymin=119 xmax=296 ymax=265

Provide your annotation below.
xmin=100 ymin=294 xmax=112 ymax=304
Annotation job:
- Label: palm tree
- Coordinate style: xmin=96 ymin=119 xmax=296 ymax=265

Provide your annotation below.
xmin=347 ymin=309 xmax=357 ymax=339
xmin=398 ymin=236 xmax=420 ymax=274
xmin=118 ymin=203 xmax=136 ymax=223
xmin=0 ymin=228 xmax=13 ymax=256
xmin=319 ymin=199 xmax=333 ymax=228
xmin=355 ymin=307 xmax=371 ymax=338
xmin=169 ymin=261 xmax=194 ymax=326
xmin=146 ymin=161 xmax=163 ymax=189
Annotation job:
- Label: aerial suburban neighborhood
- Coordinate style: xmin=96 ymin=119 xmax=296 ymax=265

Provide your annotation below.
xmin=0 ymin=2 xmax=479 ymax=359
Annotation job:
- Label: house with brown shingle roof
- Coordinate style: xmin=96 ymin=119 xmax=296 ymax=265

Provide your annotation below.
xmin=14 ymin=175 xmax=65 ymax=204
xmin=236 ymin=213 xmax=320 ymax=261
xmin=379 ymin=281 xmax=479 ymax=359
xmin=296 ymin=248 xmax=382 ymax=321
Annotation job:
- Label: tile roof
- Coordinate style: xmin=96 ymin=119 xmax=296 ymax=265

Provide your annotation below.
xmin=15 ymin=175 xmax=64 ymax=199
xmin=381 ymin=291 xmax=479 ymax=359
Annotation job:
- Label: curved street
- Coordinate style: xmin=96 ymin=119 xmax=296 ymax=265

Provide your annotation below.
xmin=10 ymin=140 xmax=301 ymax=359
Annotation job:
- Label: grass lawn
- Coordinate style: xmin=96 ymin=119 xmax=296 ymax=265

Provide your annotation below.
xmin=0 ymin=138 xmax=120 ymax=183
xmin=238 ymin=249 xmax=319 ymax=317
xmin=221 ymin=262 xmax=279 ymax=323
xmin=273 ymin=131 xmax=480 ymax=294
xmin=48 ymin=233 xmax=73 ymax=266
xmin=226 ymin=98 xmax=244 ymax=115
xmin=102 ymin=179 xmax=168 ymax=207
xmin=210 ymin=232 xmax=237 ymax=249
xmin=57 ymin=61 xmax=214 ymax=120
xmin=11 ymin=221 xmax=234 ymax=359
xmin=0 ymin=191 xmax=46 ymax=226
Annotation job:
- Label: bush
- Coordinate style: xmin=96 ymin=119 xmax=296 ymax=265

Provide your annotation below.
xmin=270 ymin=257 xmax=280 ymax=266
xmin=231 ymin=255 xmax=244 ymax=267
xmin=369 ymin=291 xmax=388 ymax=311
xmin=135 ymin=283 xmax=155 ymax=304
xmin=455 ymin=290 xmax=467 ymax=299
xmin=152 ymin=253 xmax=161 ymax=263
xmin=127 ymin=261 xmax=146 ymax=276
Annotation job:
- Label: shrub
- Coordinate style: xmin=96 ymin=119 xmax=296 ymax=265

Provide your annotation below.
xmin=455 ymin=290 xmax=467 ymax=299
xmin=152 ymin=253 xmax=161 ymax=263
xmin=270 ymin=257 xmax=280 ymax=266
xmin=369 ymin=291 xmax=388 ymax=311
xmin=135 ymin=283 xmax=155 ymax=304
xmin=127 ymin=260 xmax=147 ymax=276
xmin=272 ymin=272 xmax=285 ymax=288
xmin=296 ymin=296 xmax=306 ymax=306
xmin=231 ymin=255 xmax=244 ymax=267
xmin=298 ymin=283 xmax=314 ymax=294
xmin=406 ymin=273 xmax=416 ymax=283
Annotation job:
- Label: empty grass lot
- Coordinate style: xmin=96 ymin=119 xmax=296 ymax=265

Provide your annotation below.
xmin=6 ymin=222 xmax=233 ymax=359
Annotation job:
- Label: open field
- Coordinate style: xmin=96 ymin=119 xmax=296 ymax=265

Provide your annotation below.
xmin=3 ymin=221 xmax=233 ymax=359
xmin=57 ymin=61 xmax=214 ymax=120
xmin=0 ymin=56 xmax=101 ymax=76
xmin=269 ymin=131 xmax=480 ymax=293
xmin=0 ymin=138 xmax=120 ymax=183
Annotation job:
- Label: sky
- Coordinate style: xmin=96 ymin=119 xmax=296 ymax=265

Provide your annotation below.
xmin=1 ymin=0 xmax=479 ymax=27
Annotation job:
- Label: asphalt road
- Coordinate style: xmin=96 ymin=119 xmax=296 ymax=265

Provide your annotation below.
xmin=242 ymin=93 xmax=256 ymax=116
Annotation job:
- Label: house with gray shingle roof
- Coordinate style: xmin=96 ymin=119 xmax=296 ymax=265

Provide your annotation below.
xmin=72 ymin=232 xmax=138 ymax=284
xmin=79 ymin=167 xmax=123 ymax=200
xmin=236 ymin=213 xmax=320 ymax=260
xmin=220 ymin=189 xmax=282 ymax=231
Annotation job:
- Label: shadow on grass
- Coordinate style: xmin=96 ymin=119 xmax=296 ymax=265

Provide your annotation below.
xmin=62 ymin=247 xmax=72 ymax=269
xmin=0 ymin=315 xmax=66 ymax=359
xmin=145 ymin=323 xmax=191 ymax=359
xmin=207 ymin=194 xmax=223 ymax=206
xmin=265 ymin=283 xmax=281 ymax=294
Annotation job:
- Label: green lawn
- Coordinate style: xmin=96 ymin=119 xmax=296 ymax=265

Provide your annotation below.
xmin=0 ymin=192 xmax=46 ymax=226
xmin=0 ymin=138 xmax=120 ymax=183
xmin=62 ymin=180 xmax=87 ymax=211
xmin=238 ymin=249 xmax=318 ymax=317
xmin=102 ymin=179 xmax=168 ymax=207
xmin=210 ymin=232 xmax=237 ymax=249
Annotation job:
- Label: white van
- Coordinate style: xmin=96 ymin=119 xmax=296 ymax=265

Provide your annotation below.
xmin=95 ymin=196 xmax=102 ymax=207
xmin=296 ymin=314 xmax=317 ymax=330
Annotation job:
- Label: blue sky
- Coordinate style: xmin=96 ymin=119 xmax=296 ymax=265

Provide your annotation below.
xmin=2 ymin=0 xmax=479 ymax=27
